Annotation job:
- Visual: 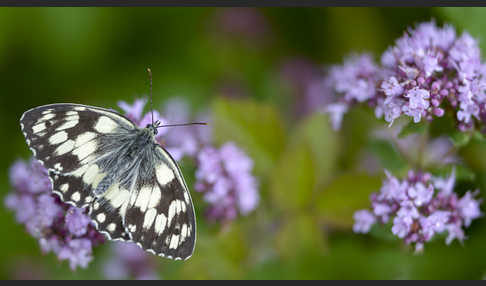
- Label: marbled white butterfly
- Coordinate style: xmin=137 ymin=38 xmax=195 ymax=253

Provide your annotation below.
xmin=19 ymin=70 xmax=203 ymax=260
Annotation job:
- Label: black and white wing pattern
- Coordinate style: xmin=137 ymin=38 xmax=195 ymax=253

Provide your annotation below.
xmin=123 ymin=146 xmax=196 ymax=260
xmin=20 ymin=103 xmax=196 ymax=260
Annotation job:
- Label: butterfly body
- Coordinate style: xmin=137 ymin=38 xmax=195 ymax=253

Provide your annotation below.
xmin=20 ymin=103 xmax=196 ymax=260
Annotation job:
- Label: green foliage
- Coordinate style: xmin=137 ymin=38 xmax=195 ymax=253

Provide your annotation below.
xmin=398 ymin=121 xmax=427 ymax=138
xmin=367 ymin=139 xmax=408 ymax=173
xmin=269 ymin=113 xmax=338 ymax=212
xmin=211 ymin=97 xmax=287 ymax=176
xmin=316 ymin=173 xmax=382 ymax=228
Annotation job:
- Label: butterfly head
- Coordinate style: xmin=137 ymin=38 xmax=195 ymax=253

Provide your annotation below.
xmin=146 ymin=120 xmax=161 ymax=135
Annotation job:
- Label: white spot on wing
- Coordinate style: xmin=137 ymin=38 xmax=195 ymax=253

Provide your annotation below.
xmin=105 ymin=184 xmax=130 ymax=209
xmin=54 ymin=163 xmax=63 ymax=171
xmin=83 ymin=164 xmax=100 ymax=185
xmin=154 ymin=213 xmax=167 ymax=235
xmin=94 ymin=116 xmax=118 ymax=134
xmin=56 ymin=119 xmax=78 ymax=131
xmin=49 ymin=131 xmax=68 ymax=145
xmin=155 ymin=163 xmax=175 ymax=185
xmin=143 ymin=208 xmax=157 ymax=229
xmin=147 ymin=186 xmax=161 ymax=209
xmin=60 ymin=183 xmax=69 ymax=192
xmin=40 ymin=113 xmax=55 ymax=121
xmin=75 ymin=132 xmax=97 ymax=147
xmin=32 ymin=122 xmax=46 ymax=134
xmin=134 ymin=186 xmax=152 ymax=212
xmin=169 ymin=234 xmax=180 ymax=249
xmin=167 ymin=200 xmax=177 ymax=227
xmin=72 ymin=141 xmax=97 ymax=160
xmin=71 ymin=164 xmax=89 ymax=178
xmin=97 ymin=213 xmax=106 ymax=223
xmin=181 ymin=224 xmax=188 ymax=239
xmin=72 ymin=192 xmax=81 ymax=202
xmin=55 ymin=139 xmax=75 ymax=156
xmin=107 ymin=223 xmax=116 ymax=232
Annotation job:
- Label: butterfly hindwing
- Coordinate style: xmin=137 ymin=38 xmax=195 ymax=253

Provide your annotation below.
xmin=123 ymin=146 xmax=196 ymax=260
xmin=89 ymin=184 xmax=132 ymax=241
xmin=48 ymin=170 xmax=95 ymax=209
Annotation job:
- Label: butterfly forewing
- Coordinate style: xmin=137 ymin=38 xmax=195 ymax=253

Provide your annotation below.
xmin=20 ymin=104 xmax=135 ymax=173
xmin=20 ymin=103 xmax=196 ymax=260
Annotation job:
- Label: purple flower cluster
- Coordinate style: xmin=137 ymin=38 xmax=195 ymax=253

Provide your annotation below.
xmin=379 ymin=22 xmax=486 ymax=129
xmin=119 ymin=98 xmax=259 ymax=222
xmin=195 ymin=142 xmax=259 ymax=222
xmin=318 ymin=54 xmax=381 ymax=130
xmin=4 ymin=159 xmax=104 ymax=270
xmin=103 ymin=242 xmax=159 ymax=280
xmin=354 ymin=170 xmax=482 ymax=251
xmin=319 ymin=21 xmax=486 ymax=132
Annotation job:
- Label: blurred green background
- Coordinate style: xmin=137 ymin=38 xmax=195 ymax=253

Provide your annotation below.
xmin=2 ymin=7 xmax=486 ymax=280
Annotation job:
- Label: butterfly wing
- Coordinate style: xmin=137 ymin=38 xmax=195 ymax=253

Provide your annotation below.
xmin=123 ymin=145 xmax=196 ymax=260
xmin=21 ymin=103 xmax=136 ymax=240
xmin=20 ymin=103 xmax=135 ymax=174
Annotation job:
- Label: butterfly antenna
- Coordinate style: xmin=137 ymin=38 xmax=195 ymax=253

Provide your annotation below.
xmin=147 ymin=67 xmax=154 ymax=126
xmin=157 ymin=122 xmax=207 ymax=129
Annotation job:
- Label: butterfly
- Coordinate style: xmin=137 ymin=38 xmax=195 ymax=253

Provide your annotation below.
xmin=19 ymin=72 xmax=202 ymax=260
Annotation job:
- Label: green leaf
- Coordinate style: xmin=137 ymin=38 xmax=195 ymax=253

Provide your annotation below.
xmin=450 ymin=131 xmax=472 ymax=148
xmin=440 ymin=8 xmax=486 ymax=54
xmin=275 ymin=214 xmax=327 ymax=259
xmin=431 ymin=165 xmax=476 ymax=182
xmin=316 ymin=173 xmax=382 ymax=228
xmin=398 ymin=120 xmax=427 ymax=138
xmin=472 ymin=131 xmax=486 ymax=143
xmin=211 ymin=97 xmax=286 ymax=176
xmin=269 ymin=113 xmax=338 ymax=212
xmin=368 ymin=139 xmax=408 ymax=173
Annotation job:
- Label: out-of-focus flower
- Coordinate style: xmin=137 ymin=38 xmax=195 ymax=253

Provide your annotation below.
xmin=103 ymin=242 xmax=159 ymax=280
xmin=118 ymin=98 xmax=166 ymax=140
xmin=119 ymin=98 xmax=211 ymax=161
xmin=213 ymin=8 xmax=270 ymax=45
xmin=316 ymin=54 xmax=381 ymax=130
xmin=353 ymin=169 xmax=482 ymax=251
xmin=353 ymin=210 xmax=376 ymax=233
xmin=195 ymin=142 xmax=259 ymax=222
xmin=161 ymin=98 xmax=212 ymax=161
xmin=4 ymin=159 xmax=104 ymax=270
xmin=280 ymin=57 xmax=327 ymax=117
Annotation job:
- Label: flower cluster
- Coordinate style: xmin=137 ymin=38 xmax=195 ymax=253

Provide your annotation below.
xmin=319 ymin=21 xmax=486 ymax=132
xmin=195 ymin=142 xmax=259 ymax=222
xmin=313 ymin=54 xmax=381 ymax=130
xmin=103 ymin=242 xmax=159 ymax=280
xmin=4 ymin=159 xmax=104 ymax=270
xmin=379 ymin=21 xmax=486 ymax=129
xmin=353 ymin=170 xmax=482 ymax=251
